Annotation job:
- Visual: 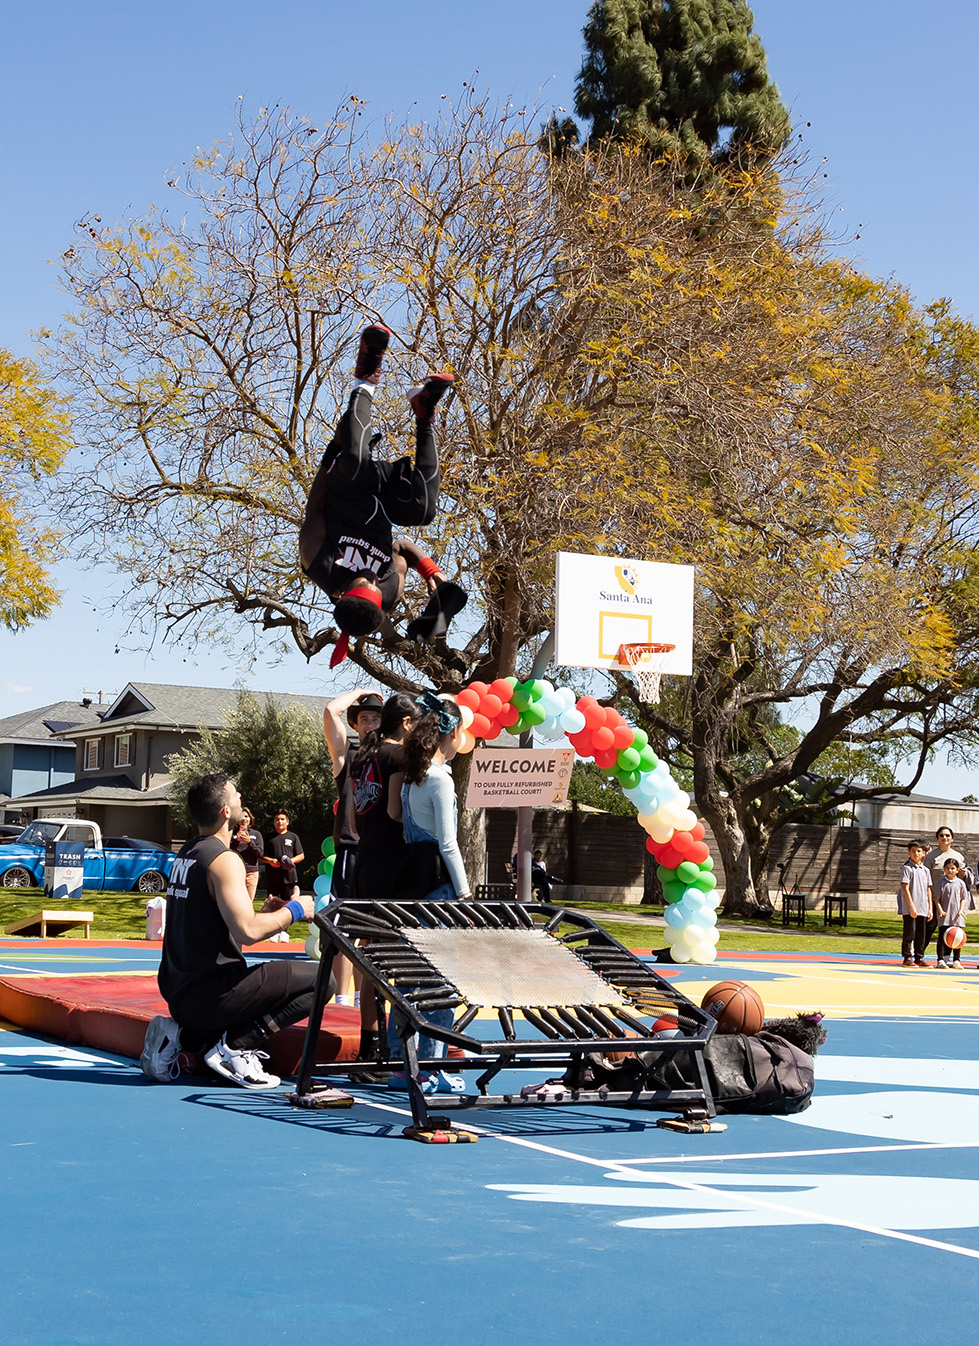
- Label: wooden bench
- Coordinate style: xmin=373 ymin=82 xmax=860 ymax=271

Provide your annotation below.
xmin=4 ymin=909 xmax=94 ymax=939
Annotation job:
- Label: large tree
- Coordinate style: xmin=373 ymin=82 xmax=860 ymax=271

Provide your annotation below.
xmin=0 ymin=348 xmax=71 ymax=629
xmin=574 ymin=0 xmax=790 ymax=167
xmin=47 ymin=104 xmax=979 ymax=912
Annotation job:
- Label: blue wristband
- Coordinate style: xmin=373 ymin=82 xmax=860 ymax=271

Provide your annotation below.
xmin=284 ymin=899 xmax=305 ymax=925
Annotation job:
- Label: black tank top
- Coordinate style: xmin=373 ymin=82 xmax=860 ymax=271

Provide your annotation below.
xmin=159 ymin=833 xmax=245 ymax=1004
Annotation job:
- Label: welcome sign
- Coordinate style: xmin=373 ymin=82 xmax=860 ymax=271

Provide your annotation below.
xmin=465 ymin=748 xmax=576 ymax=808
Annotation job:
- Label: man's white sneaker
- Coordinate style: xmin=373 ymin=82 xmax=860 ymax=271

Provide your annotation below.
xmin=140 ymin=1015 xmax=183 ymax=1082
xmin=204 ymin=1034 xmax=281 ymax=1089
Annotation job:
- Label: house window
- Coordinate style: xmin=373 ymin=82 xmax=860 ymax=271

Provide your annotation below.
xmin=84 ymin=740 xmax=101 ymax=771
xmin=114 ymin=734 xmax=133 ymax=768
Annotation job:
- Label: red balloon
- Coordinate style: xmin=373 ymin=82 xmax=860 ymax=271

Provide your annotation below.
xmin=594 ymin=747 xmax=619 ymax=769
xmin=457 ymin=688 xmax=481 ymax=711
xmin=592 ymin=726 xmax=615 ymax=751
xmin=567 ymin=729 xmax=593 ymax=754
xmin=603 ymin=706 xmax=626 ymax=728
xmin=481 ymin=693 xmax=503 ymax=719
xmin=657 ymin=844 xmax=683 ymax=870
xmin=470 ymin=713 xmax=491 ymax=739
xmin=671 ymin=830 xmax=697 ymax=859
xmin=467 ymin=681 xmax=488 ymax=699
xmin=687 ymin=840 xmax=710 ymax=863
xmin=498 ymin=702 xmax=521 ymax=727
xmin=645 ymin=836 xmax=658 ymax=854
xmin=691 ymin=820 xmax=706 ymax=840
xmin=611 ymin=724 xmax=634 ymax=750
xmin=489 ymin=678 xmax=514 ymax=703
xmin=583 ymin=704 xmax=606 ymax=731
xmin=577 ymin=696 xmax=599 ymax=712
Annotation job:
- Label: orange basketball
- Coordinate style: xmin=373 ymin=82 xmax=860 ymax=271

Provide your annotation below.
xmin=945 ymin=927 xmax=967 ymax=950
xmin=604 ymin=1028 xmax=639 ymax=1063
xmin=701 ymin=980 xmax=765 ymax=1035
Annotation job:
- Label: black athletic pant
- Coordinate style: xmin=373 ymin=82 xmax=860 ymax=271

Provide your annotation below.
xmin=304 ymin=388 xmax=440 ymax=532
xmin=902 ymin=914 xmax=927 ymax=961
xmin=169 ymin=959 xmax=334 ymax=1053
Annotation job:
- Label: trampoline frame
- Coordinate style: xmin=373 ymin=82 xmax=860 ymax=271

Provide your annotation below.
xmin=293 ymin=898 xmax=719 ymax=1132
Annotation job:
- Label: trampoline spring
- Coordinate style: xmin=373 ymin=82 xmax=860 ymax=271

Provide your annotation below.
xmin=573 ymin=1005 xmax=616 ymax=1036
xmin=470 ymin=902 xmax=504 ymax=928
xmin=533 ymin=1006 xmax=579 ymax=1038
xmin=542 ymin=910 xmax=567 ymax=933
xmin=456 ymin=901 xmax=488 ymax=927
xmin=497 ymin=1006 xmax=516 ymax=1040
xmin=411 ymin=994 xmax=464 ymax=1011
xmin=500 ymin=902 xmax=536 ymax=929
xmin=393 ymin=976 xmax=445 ymax=988
xmin=519 ymin=1007 xmax=563 ymax=1040
xmin=378 ymin=902 xmax=421 ymax=928
xmin=558 ymin=928 xmax=594 ymax=943
xmin=453 ymin=1005 xmax=480 ymax=1033
xmin=550 ymin=1006 xmax=596 ymax=1039
xmin=580 ymin=1005 xmax=627 ymax=1037
xmin=611 ymin=1007 xmax=657 ymax=1036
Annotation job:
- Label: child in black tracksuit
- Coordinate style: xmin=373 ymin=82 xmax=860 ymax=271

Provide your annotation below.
xmin=937 ymin=858 xmax=972 ymax=968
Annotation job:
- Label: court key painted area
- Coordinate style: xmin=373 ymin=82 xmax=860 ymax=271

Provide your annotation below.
xmin=4 ymin=944 xmax=979 ymax=1346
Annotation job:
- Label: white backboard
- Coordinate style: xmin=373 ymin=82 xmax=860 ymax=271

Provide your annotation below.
xmin=554 ymin=551 xmax=694 ymax=673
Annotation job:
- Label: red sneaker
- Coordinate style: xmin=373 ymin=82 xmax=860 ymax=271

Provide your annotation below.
xmin=354 ymin=323 xmax=391 ymax=383
xmin=408 ymin=372 xmax=455 ymax=421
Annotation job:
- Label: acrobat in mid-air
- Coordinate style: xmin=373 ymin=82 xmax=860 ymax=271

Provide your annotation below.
xmin=299 ymin=323 xmax=468 ymax=667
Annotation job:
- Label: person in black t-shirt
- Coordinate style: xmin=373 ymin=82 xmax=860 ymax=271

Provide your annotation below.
xmin=298 ymin=323 xmax=467 ymax=668
xmin=262 ymin=810 xmax=304 ymax=905
xmin=141 ymin=773 xmax=337 ymax=1091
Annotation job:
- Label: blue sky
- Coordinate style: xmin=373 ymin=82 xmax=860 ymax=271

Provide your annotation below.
xmin=2 ymin=0 xmax=977 ymax=798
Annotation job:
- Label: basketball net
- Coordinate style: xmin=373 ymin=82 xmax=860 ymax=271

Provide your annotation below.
xmin=617 ymin=642 xmax=676 ymax=704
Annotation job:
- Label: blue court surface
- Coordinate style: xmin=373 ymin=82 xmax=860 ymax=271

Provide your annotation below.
xmin=4 ymin=945 xmax=979 ymax=1346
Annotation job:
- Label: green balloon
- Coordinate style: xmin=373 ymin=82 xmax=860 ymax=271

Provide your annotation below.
xmin=699 ymin=856 xmax=715 ymax=872
xmin=321 ymin=837 xmax=336 ymax=858
xmin=619 ymin=768 xmax=642 ymax=789
xmin=505 ymin=676 xmax=518 ymax=688
xmin=511 ymin=688 xmax=533 ymax=712
xmin=527 ymin=679 xmax=546 ymax=700
xmin=617 ymin=746 xmax=641 ymax=771
xmin=656 ymin=864 xmax=677 ymax=884
xmin=676 ymin=859 xmax=701 ymax=884
xmin=630 ymin=727 xmax=649 ymax=751
xmin=638 ymin=746 xmax=658 ymax=773
xmin=662 ymin=881 xmax=686 ymax=904
xmin=523 ymin=701 xmax=547 ymax=726
xmin=317 ymin=859 xmax=330 ymax=876
xmin=693 ymin=872 xmax=718 ymax=892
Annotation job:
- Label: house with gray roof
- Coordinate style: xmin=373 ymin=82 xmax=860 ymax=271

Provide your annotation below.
xmin=0 ymin=699 xmax=108 ymax=818
xmin=5 ymin=682 xmax=328 ymax=846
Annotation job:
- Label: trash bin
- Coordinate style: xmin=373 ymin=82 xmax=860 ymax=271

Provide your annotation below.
xmin=43 ymin=840 xmax=85 ymax=901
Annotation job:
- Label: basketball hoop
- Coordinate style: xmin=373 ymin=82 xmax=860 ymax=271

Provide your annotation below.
xmin=617 ymin=642 xmax=676 ymax=704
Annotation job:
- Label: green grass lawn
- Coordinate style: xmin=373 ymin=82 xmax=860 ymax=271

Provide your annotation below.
xmin=0 ymin=888 xmax=310 ymax=943
xmin=0 ymin=888 xmax=963 ymax=959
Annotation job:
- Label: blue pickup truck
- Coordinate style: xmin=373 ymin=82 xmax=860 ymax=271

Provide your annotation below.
xmin=0 ymin=819 xmax=176 ymax=893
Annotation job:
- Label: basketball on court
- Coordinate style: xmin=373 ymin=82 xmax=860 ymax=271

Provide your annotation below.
xmin=945 ymin=927 xmax=967 ymax=950
xmin=701 ymin=981 xmax=765 ymax=1035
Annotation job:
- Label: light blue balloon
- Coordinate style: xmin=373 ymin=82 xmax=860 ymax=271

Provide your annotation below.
xmin=313 ymin=874 xmax=332 ymax=898
xmin=664 ymin=903 xmax=687 ymax=929
xmin=689 ymin=907 xmax=718 ymax=928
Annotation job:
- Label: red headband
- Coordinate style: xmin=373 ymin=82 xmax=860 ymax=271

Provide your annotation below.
xmin=342 ymin=585 xmax=383 ymax=608
xmin=329 ymin=585 xmax=384 ymax=668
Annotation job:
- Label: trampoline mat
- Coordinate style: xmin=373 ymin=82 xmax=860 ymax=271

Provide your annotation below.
xmin=404 ymin=927 xmax=628 ymax=1010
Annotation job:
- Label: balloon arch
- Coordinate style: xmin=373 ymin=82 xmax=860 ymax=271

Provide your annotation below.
xmin=313 ymin=674 xmax=721 ymax=965
xmin=454 ymin=675 xmax=719 ymax=966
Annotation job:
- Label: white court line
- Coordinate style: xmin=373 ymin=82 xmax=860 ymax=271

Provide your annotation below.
xmin=345 ymin=1092 xmax=979 ymax=1261
xmin=601 ymin=1141 xmax=979 ymax=1166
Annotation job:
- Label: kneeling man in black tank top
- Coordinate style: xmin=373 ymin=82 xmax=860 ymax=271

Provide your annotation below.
xmin=140 ymin=772 xmax=336 ymax=1090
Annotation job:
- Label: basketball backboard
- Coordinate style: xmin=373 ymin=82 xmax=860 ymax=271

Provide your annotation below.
xmin=554 ymin=551 xmax=694 ymax=673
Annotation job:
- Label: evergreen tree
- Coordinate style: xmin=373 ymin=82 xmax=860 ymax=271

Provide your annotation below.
xmin=574 ymin=0 xmax=790 ymax=169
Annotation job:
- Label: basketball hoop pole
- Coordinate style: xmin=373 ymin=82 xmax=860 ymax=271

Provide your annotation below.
xmin=516 ymin=633 xmax=555 ymax=904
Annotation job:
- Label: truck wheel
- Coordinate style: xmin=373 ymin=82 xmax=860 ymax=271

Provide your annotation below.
xmin=1 ymin=867 xmax=34 ymax=888
xmin=136 ymin=870 xmax=166 ymax=895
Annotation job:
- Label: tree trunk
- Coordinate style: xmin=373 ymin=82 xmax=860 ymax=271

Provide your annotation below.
xmin=699 ymin=798 xmax=761 ymax=916
xmin=453 ymin=752 xmax=486 ymax=890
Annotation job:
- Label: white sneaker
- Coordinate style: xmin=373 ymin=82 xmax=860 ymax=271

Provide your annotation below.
xmin=140 ymin=1015 xmax=183 ymax=1082
xmin=204 ymin=1034 xmax=281 ymax=1090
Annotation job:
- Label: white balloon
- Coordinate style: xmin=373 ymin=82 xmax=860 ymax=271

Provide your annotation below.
xmin=459 ymin=704 xmax=474 ymax=729
xmin=537 ymin=717 xmax=565 ymax=740
xmin=305 ymin=931 xmax=320 ymax=962
xmin=560 ymin=708 xmax=586 ymax=734
xmin=648 ymin=820 xmax=675 ymax=844
xmin=660 ymin=924 xmax=680 ymax=945
xmin=671 ymin=808 xmax=699 ymax=832
xmin=671 ymin=941 xmax=694 ymax=964
xmin=691 ymin=944 xmax=717 ymax=965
